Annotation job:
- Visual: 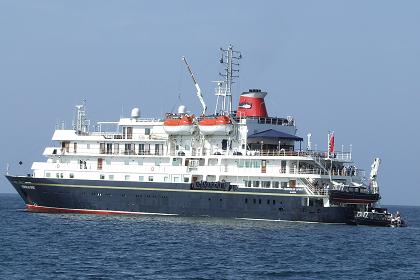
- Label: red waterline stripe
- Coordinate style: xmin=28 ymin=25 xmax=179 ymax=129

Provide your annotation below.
xmin=26 ymin=204 xmax=148 ymax=215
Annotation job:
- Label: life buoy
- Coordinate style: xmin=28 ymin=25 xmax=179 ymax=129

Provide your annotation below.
xmin=57 ymin=164 xmax=60 ymax=168
xmin=151 ymin=166 xmax=154 ymax=171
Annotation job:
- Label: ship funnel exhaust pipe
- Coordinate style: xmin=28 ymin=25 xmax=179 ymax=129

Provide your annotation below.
xmin=236 ymin=89 xmax=268 ymax=118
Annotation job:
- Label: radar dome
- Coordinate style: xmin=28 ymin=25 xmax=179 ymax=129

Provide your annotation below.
xmin=131 ymin=107 xmax=140 ymax=118
xmin=178 ymin=105 xmax=187 ymax=114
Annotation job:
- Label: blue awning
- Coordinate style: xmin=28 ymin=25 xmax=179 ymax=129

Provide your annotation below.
xmin=248 ymin=129 xmax=303 ymax=141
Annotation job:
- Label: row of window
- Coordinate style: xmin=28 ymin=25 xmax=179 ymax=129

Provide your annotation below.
xmin=122 ymin=127 xmax=151 ymax=139
xmin=244 ymin=198 xmax=284 ymax=207
xmin=47 ymin=172 xmax=76 ymax=179
xmin=80 ymin=191 xmax=167 ymax=199
xmin=79 ymin=191 xmax=284 ymax=209
xmin=243 ymin=180 xmax=294 ymax=188
xmin=46 ymin=172 xmax=189 ymax=183
xmin=237 ymin=160 xmax=261 ymax=168
xmin=99 ymin=143 xmax=164 ymax=156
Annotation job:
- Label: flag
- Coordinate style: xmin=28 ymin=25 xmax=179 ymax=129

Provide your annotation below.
xmin=328 ymin=132 xmax=335 ymax=157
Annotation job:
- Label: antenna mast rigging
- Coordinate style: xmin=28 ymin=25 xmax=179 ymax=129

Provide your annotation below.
xmin=219 ymin=44 xmax=242 ymax=115
xmin=73 ymin=100 xmax=90 ymax=135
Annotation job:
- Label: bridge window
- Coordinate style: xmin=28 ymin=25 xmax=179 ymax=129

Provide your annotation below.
xmin=252 ymin=181 xmax=260 ymax=188
xmin=272 ymin=181 xmax=279 ymax=188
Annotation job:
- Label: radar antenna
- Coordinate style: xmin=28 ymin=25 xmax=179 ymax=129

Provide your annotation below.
xmin=182 ymin=56 xmax=207 ymax=115
xmin=73 ymin=100 xmax=90 ymax=135
xmin=219 ymin=44 xmax=242 ymax=115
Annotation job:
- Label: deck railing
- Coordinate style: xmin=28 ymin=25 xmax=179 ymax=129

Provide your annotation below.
xmin=246 ymin=149 xmax=352 ymax=161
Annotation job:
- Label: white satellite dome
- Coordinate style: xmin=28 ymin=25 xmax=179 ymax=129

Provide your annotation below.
xmin=131 ymin=107 xmax=141 ymax=118
xmin=177 ymin=105 xmax=187 ymax=114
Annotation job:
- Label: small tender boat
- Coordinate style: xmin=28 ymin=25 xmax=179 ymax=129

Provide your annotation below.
xmin=352 ymin=208 xmax=407 ymax=227
xmin=198 ymin=115 xmax=233 ymax=135
xmin=163 ymin=114 xmax=195 ymax=135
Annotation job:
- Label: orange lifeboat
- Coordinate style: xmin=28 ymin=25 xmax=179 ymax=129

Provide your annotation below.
xmin=199 ymin=115 xmax=233 ymax=135
xmin=163 ymin=114 xmax=195 ymax=135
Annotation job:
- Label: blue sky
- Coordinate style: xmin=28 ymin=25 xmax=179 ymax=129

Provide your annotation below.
xmin=0 ymin=0 xmax=419 ymax=205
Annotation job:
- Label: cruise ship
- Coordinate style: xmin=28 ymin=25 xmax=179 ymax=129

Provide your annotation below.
xmin=6 ymin=45 xmax=383 ymax=223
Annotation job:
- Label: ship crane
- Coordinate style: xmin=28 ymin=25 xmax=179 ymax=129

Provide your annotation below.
xmin=370 ymin=158 xmax=381 ymax=194
xmin=182 ymin=56 xmax=207 ymax=115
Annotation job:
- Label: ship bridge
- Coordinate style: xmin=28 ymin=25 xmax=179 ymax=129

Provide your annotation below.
xmin=247 ymin=129 xmax=303 ymax=151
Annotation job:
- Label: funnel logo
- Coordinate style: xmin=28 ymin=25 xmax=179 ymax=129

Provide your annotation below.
xmin=238 ymin=102 xmax=252 ymax=109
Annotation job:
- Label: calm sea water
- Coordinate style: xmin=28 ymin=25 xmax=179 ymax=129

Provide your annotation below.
xmin=0 ymin=193 xmax=419 ymax=280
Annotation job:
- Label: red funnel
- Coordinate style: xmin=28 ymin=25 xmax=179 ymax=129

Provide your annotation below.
xmin=236 ymin=89 xmax=268 ymax=118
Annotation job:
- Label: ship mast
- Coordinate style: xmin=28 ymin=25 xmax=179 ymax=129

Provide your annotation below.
xmin=73 ymin=100 xmax=90 ymax=135
xmin=219 ymin=44 xmax=242 ymax=115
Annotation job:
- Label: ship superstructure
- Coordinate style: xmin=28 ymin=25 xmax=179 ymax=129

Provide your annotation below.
xmin=7 ymin=45 xmax=382 ymax=223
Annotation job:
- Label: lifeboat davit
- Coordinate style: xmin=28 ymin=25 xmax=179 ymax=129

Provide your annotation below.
xmin=163 ymin=115 xmax=195 ymax=135
xmin=199 ymin=115 xmax=233 ymax=135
